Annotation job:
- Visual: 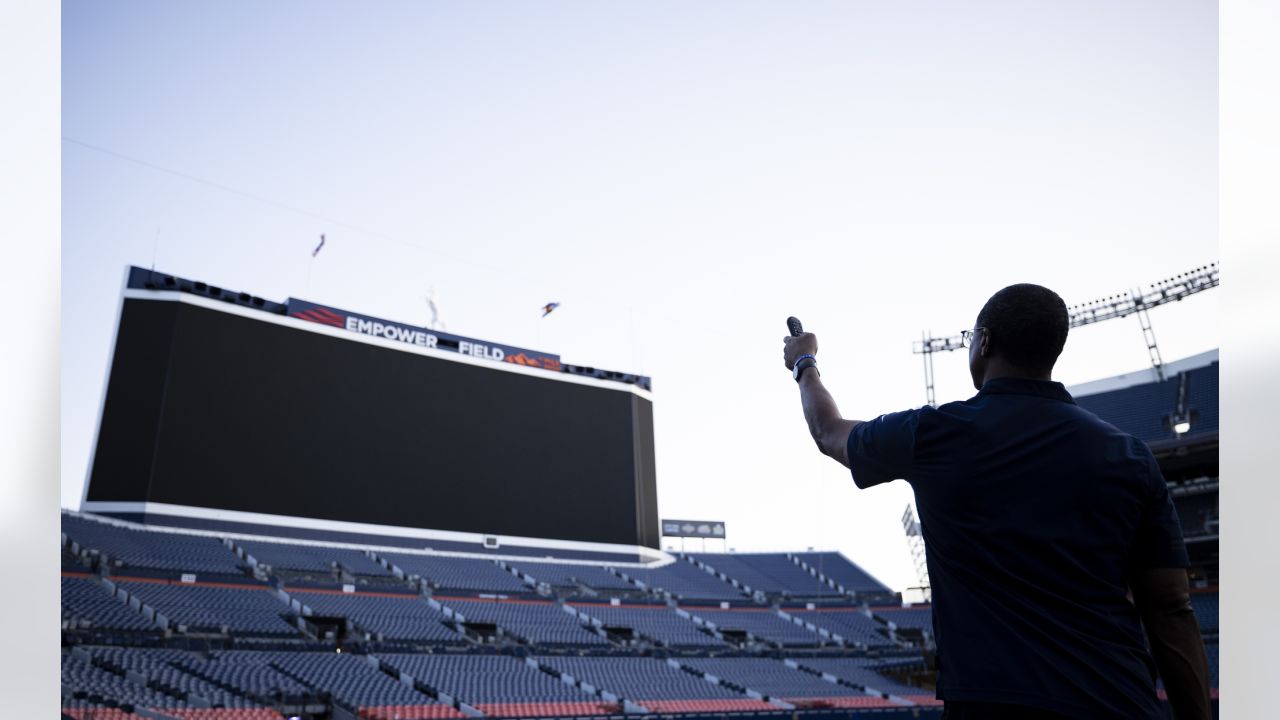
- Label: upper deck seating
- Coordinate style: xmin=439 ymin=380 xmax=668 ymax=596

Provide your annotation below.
xmin=874 ymin=606 xmax=932 ymax=632
xmin=1185 ymin=363 xmax=1219 ymax=435
xmin=690 ymin=553 xmax=843 ymax=597
xmin=789 ymin=606 xmax=892 ymax=646
xmin=62 ymin=575 xmax=156 ymax=632
xmin=683 ymin=607 xmax=823 ymax=647
xmin=615 ymin=560 xmax=744 ymax=601
xmin=63 ymin=514 xmax=244 ymax=575
xmin=237 ymin=540 xmax=392 ymax=577
xmin=570 ymin=602 xmax=726 ymax=648
xmin=117 ymin=580 xmax=297 ymax=636
xmin=1074 ymin=377 xmax=1179 ymax=443
xmin=289 ymin=589 xmax=463 ymax=643
xmin=509 ymin=561 xmax=635 ymax=592
xmin=687 ymin=554 xmax=788 ymax=594
xmin=441 ymin=599 xmax=609 ymax=647
xmin=379 ymin=553 xmax=530 ymax=593
xmin=791 ymin=552 xmax=893 ymax=595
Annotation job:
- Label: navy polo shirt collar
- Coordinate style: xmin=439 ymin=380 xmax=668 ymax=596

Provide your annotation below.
xmin=978 ymin=376 xmax=1076 ymax=404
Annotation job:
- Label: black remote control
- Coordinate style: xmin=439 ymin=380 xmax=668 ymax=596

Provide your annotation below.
xmin=787 ymin=316 xmax=804 ymax=337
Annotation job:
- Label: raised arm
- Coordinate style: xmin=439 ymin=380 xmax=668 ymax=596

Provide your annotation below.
xmin=1130 ymin=567 xmax=1212 ymax=720
xmin=783 ymin=332 xmax=861 ymax=467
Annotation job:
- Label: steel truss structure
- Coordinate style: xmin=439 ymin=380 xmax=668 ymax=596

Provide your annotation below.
xmin=911 ymin=262 xmax=1218 ymax=406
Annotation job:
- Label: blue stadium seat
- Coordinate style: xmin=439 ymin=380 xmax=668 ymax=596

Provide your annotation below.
xmin=792 ymin=552 xmax=894 ymax=595
xmin=117 ymin=580 xmax=298 ymax=636
xmin=683 ymin=606 xmax=824 ymax=647
xmin=377 ymin=653 xmax=616 ymax=717
xmin=570 ymin=601 xmax=727 ymax=647
xmin=789 ymin=606 xmax=893 ymax=647
xmin=1074 ymin=376 xmax=1181 ymax=443
xmin=508 ymin=560 xmax=636 ymax=592
xmin=690 ymin=553 xmax=844 ymax=597
xmin=1185 ymin=363 xmax=1219 ymax=436
xmin=533 ymin=655 xmax=777 ymax=713
xmin=676 ymin=657 xmax=894 ymax=709
xmin=62 ymin=575 xmax=157 ymax=632
xmin=378 ymin=553 xmax=531 ymax=593
xmin=615 ymin=559 xmax=744 ymax=600
xmin=441 ymin=598 xmax=609 ymax=647
xmin=88 ymin=647 xmax=260 ymax=709
xmin=61 ymin=651 xmax=186 ymax=711
xmin=237 ymin=539 xmax=392 ymax=577
xmin=795 ymin=657 xmax=939 ymax=706
xmin=262 ymin=650 xmax=459 ymax=718
xmin=63 ymin=513 xmax=244 ymax=576
xmin=289 ymin=589 xmax=463 ymax=643
xmin=875 ymin=606 xmax=932 ymax=632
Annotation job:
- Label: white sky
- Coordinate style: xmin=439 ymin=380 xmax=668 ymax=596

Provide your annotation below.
xmin=62 ymin=0 xmax=1217 ymax=593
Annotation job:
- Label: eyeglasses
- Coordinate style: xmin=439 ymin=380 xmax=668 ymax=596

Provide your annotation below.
xmin=960 ymin=327 xmax=986 ymax=348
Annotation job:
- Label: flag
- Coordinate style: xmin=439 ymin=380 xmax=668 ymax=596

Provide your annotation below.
xmin=541 ymin=302 xmax=560 ymax=317
xmin=312 ymin=234 xmax=326 ymax=257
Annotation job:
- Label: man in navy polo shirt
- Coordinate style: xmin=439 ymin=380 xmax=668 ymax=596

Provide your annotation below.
xmin=783 ymin=283 xmax=1210 ymax=719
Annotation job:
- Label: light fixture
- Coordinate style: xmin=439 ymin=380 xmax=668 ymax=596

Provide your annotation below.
xmin=1174 ymin=420 xmax=1192 ymax=434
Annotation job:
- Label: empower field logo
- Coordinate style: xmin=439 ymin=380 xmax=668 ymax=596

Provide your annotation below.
xmin=286 ymin=298 xmax=560 ymax=370
xmin=288 ymin=304 xmax=345 ymax=329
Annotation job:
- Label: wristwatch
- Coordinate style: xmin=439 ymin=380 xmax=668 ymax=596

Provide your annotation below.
xmin=793 ymin=355 xmax=819 ymax=382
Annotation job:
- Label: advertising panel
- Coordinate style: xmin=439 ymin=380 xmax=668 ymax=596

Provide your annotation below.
xmin=661 ymin=519 xmax=727 ymax=539
xmin=287 ymin=298 xmax=562 ymax=371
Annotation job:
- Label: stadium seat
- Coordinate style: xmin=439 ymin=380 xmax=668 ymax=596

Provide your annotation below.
xmin=289 ymin=588 xmax=464 ymax=643
xmin=689 ymin=553 xmax=845 ymax=597
xmin=440 ymin=598 xmax=609 ymax=647
xmin=570 ymin=601 xmax=727 ymax=647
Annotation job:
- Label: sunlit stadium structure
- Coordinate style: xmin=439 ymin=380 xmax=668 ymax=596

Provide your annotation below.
xmin=913 ymin=262 xmax=1218 ymax=406
xmin=1071 ymin=350 xmax=1219 ymax=588
xmin=62 ymin=268 xmax=1218 ymax=720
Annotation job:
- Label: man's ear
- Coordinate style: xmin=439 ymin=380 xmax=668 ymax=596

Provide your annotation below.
xmin=979 ymin=329 xmax=992 ymax=358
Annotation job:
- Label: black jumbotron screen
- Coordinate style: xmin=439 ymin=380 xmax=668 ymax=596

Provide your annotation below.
xmin=87 ymin=296 xmax=660 ymax=548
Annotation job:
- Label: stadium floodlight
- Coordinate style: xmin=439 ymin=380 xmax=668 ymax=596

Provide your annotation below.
xmin=1064 ymin=262 xmax=1219 ymax=328
xmin=912 ymin=262 xmax=1218 ymax=406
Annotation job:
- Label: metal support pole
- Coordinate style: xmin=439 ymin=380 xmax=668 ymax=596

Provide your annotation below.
xmin=1137 ymin=304 xmax=1165 ymax=382
xmin=901 ymin=504 xmax=930 ymax=601
xmin=922 ymin=331 xmax=937 ymax=408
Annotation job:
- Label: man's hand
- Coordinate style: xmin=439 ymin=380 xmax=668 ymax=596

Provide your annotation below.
xmin=783 ymin=332 xmax=818 ymax=370
xmin=1131 ymin=568 xmax=1212 ymax=719
xmin=782 ymin=330 xmax=860 ymax=467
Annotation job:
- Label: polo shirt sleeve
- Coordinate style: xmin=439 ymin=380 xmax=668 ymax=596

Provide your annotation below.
xmin=845 ymin=408 xmax=920 ymax=489
xmin=1130 ymin=443 xmax=1191 ymax=569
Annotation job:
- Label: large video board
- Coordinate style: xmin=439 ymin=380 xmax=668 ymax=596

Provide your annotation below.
xmin=85 ymin=289 xmax=659 ymax=549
